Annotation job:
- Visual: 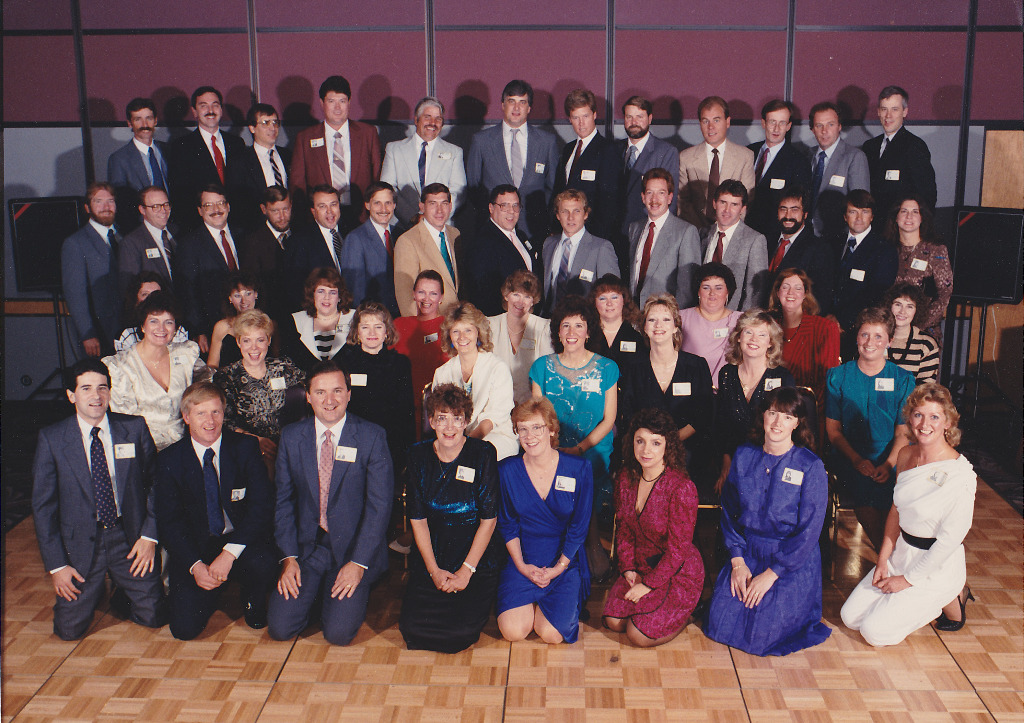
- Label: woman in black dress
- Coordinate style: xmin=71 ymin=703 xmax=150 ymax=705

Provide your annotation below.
xmin=399 ymin=384 xmax=501 ymax=653
xmin=589 ymin=274 xmax=644 ymax=377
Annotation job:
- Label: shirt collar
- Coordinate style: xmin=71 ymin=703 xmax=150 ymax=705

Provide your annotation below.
xmin=144 ymin=219 xmax=168 ymax=241
xmin=325 ymin=120 xmax=350 ymax=138
xmin=848 ymin=225 xmax=872 ymax=244
xmin=191 ymin=433 xmax=223 ymax=465
xmin=132 ymin=136 xmax=155 ymax=154
xmin=77 ymin=413 xmax=111 ymax=440
xmin=205 ymin=222 xmax=229 ymax=239
xmin=646 ymin=210 xmax=670 ymax=229
xmin=314 ymin=415 xmax=347 ymax=443
xmin=576 ymin=128 xmax=598 ymax=149
xmin=818 ymin=138 xmax=840 ymax=157
xmin=89 ymin=218 xmax=114 ymax=237
xmin=562 ymin=227 xmax=586 ymax=246
xmin=628 ymin=133 xmax=650 ymax=155
xmin=198 ymin=127 xmax=223 ymax=146
xmin=502 ymin=121 xmax=527 ymax=137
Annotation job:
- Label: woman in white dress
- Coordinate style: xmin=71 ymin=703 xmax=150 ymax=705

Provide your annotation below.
xmin=841 ymin=383 xmax=977 ymax=646
xmin=433 ymin=301 xmax=518 ymax=460
xmin=488 ymin=270 xmax=553 ymax=404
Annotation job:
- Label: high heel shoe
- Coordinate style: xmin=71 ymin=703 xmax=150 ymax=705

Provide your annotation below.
xmin=935 ymin=587 xmax=975 ymax=632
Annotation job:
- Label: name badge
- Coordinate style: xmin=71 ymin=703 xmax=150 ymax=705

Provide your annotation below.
xmin=885 ymin=169 xmax=901 ymax=181
xmin=114 ymin=443 xmax=136 ymax=459
xmin=829 ymin=174 xmax=846 ymax=187
xmin=438 ymin=151 xmax=452 ymax=160
xmin=928 ymin=470 xmax=949 ymax=487
xmin=145 ymin=248 xmax=162 ymax=259
xmin=350 ymin=373 xmax=368 ymax=387
xmin=535 ymin=162 xmax=546 ymax=173
xmin=781 ymin=468 xmax=804 ymax=485
xmin=579 ymin=269 xmax=594 ymax=282
xmin=310 ymin=138 xmax=325 ymax=148
xmin=269 ymin=376 xmax=286 ymax=390
xmin=910 ymin=258 xmax=928 ymax=271
xmin=455 ymin=466 xmax=475 ymax=483
xmin=424 ymin=332 xmax=439 ymax=344
xmin=619 ymin=341 xmax=636 ymax=353
xmin=764 ymin=378 xmax=781 ymax=391
xmin=769 ymin=178 xmax=785 ymax=190
xmin=672 ymin=382 xmax=691 ymax=396
xmin=713 ymin=327 xmax=729 ymax=339
xmin=173 ymin=356 xmax=184 ymax=365
xmin=849 ymin=268 xmax=866 ymax=282
xmin=875 ymin=377 xmax=895 ymax=392
xmin=230 ymin=488 xmax=246 ymax=501
xmin=335 ymin=446 xmax=358 ymax=462
xmin=581 ymin=169 xmax=596 ymax=182
xmin=580 ymin=378 xmax=601 ymax=393
xmin=554 ymin=475 xmax=576 ymax=492
xmin=520 ymin=338 xmax=535 ymax=350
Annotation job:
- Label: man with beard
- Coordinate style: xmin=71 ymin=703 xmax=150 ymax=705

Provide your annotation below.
xmin=241 ymin=185 xmax=293 ymax=322
xmin=768 ymin=186 xmax=834 ymax=312
xmin=618 ymin=96 xmax=679 ymax=248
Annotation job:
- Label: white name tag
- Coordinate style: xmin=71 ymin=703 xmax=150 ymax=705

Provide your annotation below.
xmin=579 ymin=269 xmax=594 ymax=282
xmin=829 ymin=174 xmax=846 ymax=187
xmin=781 ymin=468 xmax=804 ymax=485
xmin=269 ymin=376 xmax=286 ymax=390
xmin=713 ymin=327 xmax=729 ymax=339
xmin=765 ymin=378 xmax=781 ymax=391
xmin=875 ymin=377 xmax=895 ymax=392
xmin=910 ymin=258 xmax=928 ymax=271
xmin=885 ymin=169 xmax=901 ymax=181
xmin=619 ymin=341 xmax=636 ymax=353
xmin=520 ymin=338 xmax=535 ymax=350
xmin=424 ymin=332 xmax=438 ymax=344
xmin=580 ymin=378 xmax=601 ymax=393
xmin=455 ymin=466 xmax=475 ymax=483
xmin=554 ymin=475 xmax=576 ymax=492
xmin=672 ymin=382 xmax=691 ymax=396
xmin=580 ymin=169 xmax=596 ymax=181
xmin=173 ymin=357 xmax=184 ymax=365
xmin=769 ymin=178 xmax=785 ymax=189
xmin=928 ymin=470 xmax=949 ymax=487
xmin=230 ymin=488 xmax=246 ymax=501
xmin=438 ymin=151 xmax=452 ymax=160
xmin=310 ymin=138 xmax=325 ymax=148
xmin=350 ymin=373 xmax=368 ymax=387
xmin=114 ymin=443 xmax=136 ymax=459
xmin=849 ymin=268 xmax=866 ymax=282
xmin=535 ymin=162 xmax=546 ymax=173
xmin=145 ymin=248 xmax=162 ymax=259
xmin=335 ymin=446 xmax=358 ymax=462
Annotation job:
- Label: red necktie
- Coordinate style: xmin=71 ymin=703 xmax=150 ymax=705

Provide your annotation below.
xmin=769 ymin=238 xmax=790 ymax=272
xmin=220 ymin=230 xmax=237 ymax=270
xmin=211 ymin=136 xmax=225 ymax=184
xmin=568 ymin=139 xmax=583 ymax=179
xmin=637 ymin=221 xmax=656 ymax=293
xmin=705 ymin=148 xmax=720 ymax=220
xmin=712 ymin=231 xmax=725 ymax=264
xmin=755 ymin=146 xmax=768 ymax=183
xmin=384 ymin=227 xmax=392 ymax=259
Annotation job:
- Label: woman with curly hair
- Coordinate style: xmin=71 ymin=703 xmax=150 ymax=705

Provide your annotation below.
xmin=589 ymin=274 xmax=644 ymax=377
xmin=488 ymin=270 xmax=553 ymax=404
xmin=281 ymin=267 xmax=356 ymax=371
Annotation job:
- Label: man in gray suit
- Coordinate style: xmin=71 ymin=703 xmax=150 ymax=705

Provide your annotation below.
xmin=119 ymin=185 xmax=176 ymax=293
xmin=808 ymin=102 xmax=870 ymax=240
xmin=626 ymin=168 xmax=701 ymax=309
xmin=381 ymin=97 xmax=467 ymax=227
xmin=541 ymin=189 xmax=618 ymax=315
xmin=618 ymin=96 xmax=680 ymax=243
xmin=107 ymin=97 xmax=170 ymax=232
xmin=466 ymin=79 xmax=560 ymax=242
xmin=32 ymin=358 xmax=165 ymax=640
xmin=699 ymin=180 xmax=769 ymax=311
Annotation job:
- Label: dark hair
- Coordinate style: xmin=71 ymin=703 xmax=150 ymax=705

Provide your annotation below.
xmin=845 ymin=189 xmax=875 ymax=213
xmin=622 ymin=95 xmax=653 ymax=115
xmin=246 ymin=102 xmax=278 ymax=127
xmin=855 ymin=306 xmax=896 ymax=339
xmin=884 ymin=193 xmax=937 ymax=244
xmin=549 ymin=294 xmax=600 ymax=353
xmin=221 ymin=271 xmax=261 ymax=318
xmin=420 ymin=182 xmax=451 ymax=203
xmin=589 ymin=273 xmax=641 ymax=326
xmin=501 ymin=269 xmax=542 ymax=306
xmin=125 ymin=97 xmax=156 ymax=119
xmin=564 ymin=88 xmax=597 ymax=115
xmin=196 ymin=183 xmax=227 ymax=205
xmin=502 ymin=79 xmax=534 ymax=105
xmin=809 ymin=101 xmax=841 ymax=125
xmin=878 ymin=85 xmax=909 ymax=105
xmin=364 ymin=181 xmax=397 ymax=203
xmin=693 ymin=262 xmax=737 ymax=302
xmin=261 ymin=185 xmax=290 ymax=205
xmin=698 ymin=95 xmax=730 ymax=118
xmin=85 ymin=181 xmax=115 ymax=205
xmin=137 ymin=185 xmax=167 ymax=207
xmin=65 ymin=358 xmax=111 ymax=391
xmin=713 ymin=179 xmax=748 ymax=206
xmin=309 ymin=184 xmax=340 ymax=208
xmin=190 ymin=86 xmax=222 ymax=108
xmin=619 ymin=408 xmax=688 ymax=486
xmin=777 ymin=184 xmax=809 ymax=213
xmin=318 ymin=75 xmax=351 ymax=100
xmin=414 ymin=269 xmax=445 ymax=295
xmin=489 ymin=184 xmax=521 ymax=204
xmin=302 ymin=267 xmax=353 ymax=317
xmin=124 ymin=270 xmax=166 ymax=320
xmin=136 ymin=290 xmax=180 ymax=336
xmin=753 ymin=386 xmax=816 ymax=449
xmin=425 ymin=383 xmax=474 ymax=421
xmin=882 ymin=282 xmax=927 ymax=325
xmin=306 ymin=359 xmax=350 ymax=391
xmin=760 ymin=99 xmax=794 ymax=120
xmin=641 ymin=167 xmax=674 ymax=193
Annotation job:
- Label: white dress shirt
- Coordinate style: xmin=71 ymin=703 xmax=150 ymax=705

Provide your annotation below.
xmin=703 ymin=221 xmax=741 ymax=263
xmin=632 ymin=212 xmax=670 ymax=289
xmin=204 ymin=223 xmax=239 ymax=267
xmin=253 ymin=143 xmax=288 ymax=188
xmin=502 ymin=122 xmax=528 ymax=173
xmin=190 ymin=435 xmax=245 ymax=566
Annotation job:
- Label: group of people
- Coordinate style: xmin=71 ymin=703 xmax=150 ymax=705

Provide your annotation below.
xmin=35 ymin=73 xmax=975 ymax=657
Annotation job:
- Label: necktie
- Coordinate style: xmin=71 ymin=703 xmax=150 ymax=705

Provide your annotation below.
xmin=810 ymin=149 xmax=826 ymax=212
xmin=90 ymin=428 xmax=117 ymax=526
xmin=268 ymin=147 xmax=284 ymax=187
xmin=148 ymin=147 xmax=166 ymax=192
xmin=418 ymin=140 xmax=428 ymax=189
xmin=755 ymin=145 xmax=768 ymax=183
xmin=705 ymin=148 xmax=720 ymax=220
xmin=769 ymin=238 xmax=790 ymax=272
xmin=556 ymin=237 xmax=572 ymax=298
xmin=509 ymin=128 xmax=523 ymax=186
xmin=211 ymin=135 xmax=225 ymax=184
xmin=318 ymin=430 xmax=334 ymax=531
xmin=568 ymin=139 xmax=582 ymax=180
xmin=438 ymin=230 xmax=455 ymax=282
xmin=626 ymin=144 xmax=638 ymax=171
xmin=332 ymin=131 xmax=348 ymax=193
xmin=383 ymin=227 xmax=393 ymax=258
xmin=712 ymin=230 xmax=725 ymax=264
xmin=203 ymin=448 xmax=223 ymax=536
xmin=107 ymin=228 xmax=119 ymax=263
xmin=161 ymin=229 xmax=174 ymax=277
xmin=220 ymin=229 xmax=237 ymax=270
xmin=637 ymin=221 xmax=656 ymax=293
xmin=330 ymin=227 xmax=344 ymax=270
xmin=879 ymin=137 xmax=888 ymax=158
xmin=278 ymin=229 xmax=291 ymax=250
xmin=845 ymin=235 xmax=857 ymax=259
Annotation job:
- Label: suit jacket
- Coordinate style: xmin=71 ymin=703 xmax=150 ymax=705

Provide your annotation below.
xmin=340 ymin=218 xmax=401 ymax=317
xmin=677 ymin=139 xmax=756 ymax=229
xmin=466 ymin=123 xmax=560 ymax=241
xmin=554 ymin=132 xmax=622 ymax=241
xmin=108 ymin=139 xmax=170 ymax=232
xmin=393 ymin=221 xmax=462 ymax=317
xmin=166 ymin=129 xmax=247 ymax=230
xmin=540 ymin=230 xmax=619 ymax=313
xmin=463 ymin=220 xmax=542 ymax=316
xmin=863 ymin=126 xmax=938 ymax=220
xmin=274 ymin=414 xmax=394 ymax=580
xmin=619 ymin=134 xmax=680 ymax=235
xmin=745 ymin=140 xmax=811 ymax=238
xmin=809 ymin=138 xmax=870 ymax=240
xmin=627 ymin=214 xmax=701 ymax=309
xmin=32 ymin=413 xmax=158 ymax=573
xmin=832 ymin=228 xmax=898 ymax=331
xmin=282 ymin=225 xmax=341 ymax=312
xmin=119 ymin=221 xmax=177 ymax=293
xmin=230 ymin=144 xmax=292 ymax=227
xmin=174 ymin=222 xmax=246 ymax=338
xmin=700 ymin=222 xmax=769 ymax=311
xmin=766 ymin=225 xmax=836 ymax=314
xmin=61 ymin=223 xmax=122 ymax=353
xmin=155 ymin=430 xmax=274 ymax=573
xmin=241 ymin=222 xmax=290 ymax=321
xmin=380 ymin=134 xmax=467 ymax=226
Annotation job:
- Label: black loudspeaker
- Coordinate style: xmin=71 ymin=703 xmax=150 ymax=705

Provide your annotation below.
xmin=951 ymin=207 xmax=1024 ymax=304
xmin=7 ymin=196 xmax=86 ymax=293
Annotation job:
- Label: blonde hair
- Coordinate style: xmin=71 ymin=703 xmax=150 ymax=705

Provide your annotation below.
xmin=232 ymin=309 xmax=274 ymax=339
xmin=180 ymin=381 xmax=226 ymax=417
xmin=439 ymin=301 xmax=493 ymax=355
xmin=346 ymin=301 xmax=398 ymax=347
xmin=725 ymin=309 xmax=784 ymax=367
xmin=640 ymin=294 xmax=683 ymax=350
xmin=903 ymin=382 xmax=962 ymax=447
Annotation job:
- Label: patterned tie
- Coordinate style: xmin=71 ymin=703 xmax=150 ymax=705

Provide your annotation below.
xmin=203 ymin=448 xmax=223 ymax=536
xmin=555 ymin=237 xmax=572 ymax=301
xmin=705 ymin=148 xmax=720 ymax=220
xmin=712 ymin=230 xmax=725 ymax=264
xmin=330 ymin=227 xmax=344 ymax=270
xmin=220 ymin=230 xmax=237 ymax=270
xmin=568 ymin=139 xmax=583 ymax=179
xmin=509 ymin=128 xmax=523 ymax=186
xmin=626 ymin=144 xmax=639 ymax=171
xmin=278 ymin=229 xmax=291 ymax=250
xmin=845 ymin=235 xmax=857 ymax=260
xmin=438 ymin=229 xmax=455 ymax=282
xmin=90 ymin=428 xmax=117 ymax=526
xmin=810 ymin=149 xmax=826 ymax=212
xmin=148 ymin=147 xmax=166 ymax=191
xmin=332 ymin=131 xmax=348 ymax=193
xmin=161 ymin=229 xmax=174 ymax=278
xmin=383 ymin=227 xmax=393 ymax=258
xmin=211 ymin=135 xmax=225 ymax=184
xmin=418 ymin=140 xmax=428 ymax=189
xmin=755 ymin=145 xmax=768 ymax=184
xmin=637 ymin=221 xmax=656 ymax=293
xmin=268 ymin=147 xmax=284 ymax=187
xmin=318 ymin=430 xmax=334 ymax=531
xmin=769 ymin=237 xmax=790 ymax=272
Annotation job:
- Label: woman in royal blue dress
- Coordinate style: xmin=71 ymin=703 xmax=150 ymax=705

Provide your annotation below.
xmin=497 ymin=397 xmax=592 ymax=644
xmin=706 ymin=386 xmax=831 ymax=656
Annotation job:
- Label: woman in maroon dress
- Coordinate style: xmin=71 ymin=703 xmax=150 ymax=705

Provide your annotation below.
xmin=603 ymin=408 xmax=704 ymax=647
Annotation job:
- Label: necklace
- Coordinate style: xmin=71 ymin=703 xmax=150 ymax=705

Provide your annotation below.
xmin=640 ymin=468 xmax=666 ymax=483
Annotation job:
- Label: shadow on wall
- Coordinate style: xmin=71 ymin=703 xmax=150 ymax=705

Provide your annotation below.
xmin=837 ymin=84 xmax=871 ymax=126
xmin=932 ymin=84 xmax=963 ymax=119
xmin=277 ymin=75 xmax=317 ymax=129
xmin=358 ymin=74 xmax=411 ymax=147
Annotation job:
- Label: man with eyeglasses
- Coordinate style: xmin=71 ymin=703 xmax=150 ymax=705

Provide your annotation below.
xmin=232 ymin=103 xmax=291 ymax=227
xmin=463 ymin=184 xmax=540 ymax=316
xmin=107 ymin=97 xmax=170 ymax=232
xmin=119 ymin=186 xmax=177 ymax=293
xmin=745 ymin=100 xmax=811 ymax=239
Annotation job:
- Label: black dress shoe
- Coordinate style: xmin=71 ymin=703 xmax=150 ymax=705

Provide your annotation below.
xmin=244 ymin=600 xmax=267 ymax=630
xmin=109 ymin=585 xmax=131 ymax=618
xmin=935 ymin=587 xmax=974 ymax=632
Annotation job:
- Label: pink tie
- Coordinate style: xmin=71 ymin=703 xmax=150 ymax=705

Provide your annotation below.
xmin=318 ymin=430 xmax=334 ymax=531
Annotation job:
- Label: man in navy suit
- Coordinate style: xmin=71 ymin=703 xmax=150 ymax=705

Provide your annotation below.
xmin=32 ymin=358 xmax=165 ymax=640
xmin=808 ymin=102 xmax=870 ymax=240
xmin=746 ymin=100 xmax=811 ymax=239
xmin=107 ymin=97 xmax=170 ymax=232
xmin=241 ymin=185 xmax=293 ymax=324
xmin=698 ymin=180 xmax=769 ymax=311
xmin=155 ymin=381 xmax=277 ymax=639
xmin=768 ymin=186 xmax=835 ymax=313
xmin=340 ymin=181 xmax=401 ymax=317
xmin=284 ymin=185 xmax=346 ymax=311
xmin=466 ymin=79 xmax=560 ymax=243
xmin=268 ymin=361 xmax=393 ymax=646
xmin=618 ymin=96 xmax=680 ymax=247
xmin=61 ymin=182 xmax=122 ymax=357
xmin=230 ymin=103 xmax=291 ymax=229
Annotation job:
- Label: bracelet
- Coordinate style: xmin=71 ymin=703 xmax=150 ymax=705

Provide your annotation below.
xmin=558 ymin=558 xmax=569 ymax=568
xmin=461 ymin=561 xmax=476 ymax=573
xmin=732 ymin=561 xmax=746 ymax=570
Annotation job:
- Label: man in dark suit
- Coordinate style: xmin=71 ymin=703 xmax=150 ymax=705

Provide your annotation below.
xmin=466 ymin=79 xmax=560 ymax=243
xmin=155 ymin=381 xmax=277 ymax=639
xmin=32 ymin=358 xmax=165 ymax=640
xmin=340 ymin=181 xmax=402 ymax=317
xmin=284 ymin=185 xmax=346 ymax=311
xmin=166 ymin=86 xmax=246 ymax=232
xmin=230 ymin=103 xmax=291 ymax=229
xmin=768 ymin=186 xmax=835 ymax=313
xmin=463 ymin=184 xmax=542 ymax=316
xmin=862 ymin=85 xmax=938 ymax=221
xmin=808 ymin=102 xmax=870 ymax=240
xmin=553 ymin=88 xmax=622 ymax=243
xmin=618 ymin=96 xmax=680 ymax=245
xmin=174 ymin=185 xmax=244 ymax=352
xmin=746 ymin=99 xmax=811 ymax=238
xmin=268 ymin=361 xmax=393 ymax=646
xmin=107 ymin=97 xmax=170 ymax=232
xmin=61 ymin=182 xmax=122 ymax=357
xmin=241 ymin=185 xmax=293 ymax=323
xmin=699 ymin=180 xmax=769 ymax=311
xmin=119 ymin=185 xmax=176 ymax=294
xmin=289 ymin=75 xmax=383 ymax=233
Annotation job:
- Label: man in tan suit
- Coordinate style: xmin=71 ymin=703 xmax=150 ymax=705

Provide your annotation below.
xmin=677 ymin=96 xmax=755 ymax=230
xmin=393 ymin=183 xmax=461 ymax=317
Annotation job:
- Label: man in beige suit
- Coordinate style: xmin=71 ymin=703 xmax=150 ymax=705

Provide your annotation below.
xmin=394 ymin=182 xmax=461 ymax=317
xmin=677 ymin=96 xmax=755 ymax=230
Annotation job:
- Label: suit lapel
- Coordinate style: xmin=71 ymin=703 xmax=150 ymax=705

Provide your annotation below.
xmin=571 ymin=232 xmax=592 ymax=276
xmin=329 ymin=417 xmax=358 ymax=506
xmin=109 ymin=416 xmax=133 ymax=507
xmin=400 ymin=136 xmax=421 ymax=191
xmin=314 ymin=126 xmax=332 ymax=186
xmin=300 ymin=420 xmax=321 ymax=506
xmin=694 ymin=143 xmax=710 ymax=182
xmin=218 ymin=433 xmax=236 ymax=512
xmin=59 ymin=418 xmax=94 ymax=504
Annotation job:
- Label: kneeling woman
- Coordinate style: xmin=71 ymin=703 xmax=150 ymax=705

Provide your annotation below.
xmin=400 ymin=384 xmax=501 ymax=653
xmin=706 ymin=386 xmax=831 ymax=656
xmin=603 ymin=409 xmax=703 ymax=647
xmin=497 ymin=398 xmax=592 ymax=644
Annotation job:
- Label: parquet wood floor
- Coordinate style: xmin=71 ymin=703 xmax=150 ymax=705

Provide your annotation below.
xmin=3 ymin=477 xmax=1021 ymax=722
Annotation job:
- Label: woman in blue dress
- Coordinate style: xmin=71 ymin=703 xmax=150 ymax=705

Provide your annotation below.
xmin=497 ymin=397 xmax=592 ymax=644
xmin=706 ymin=386 xmax=831 ymax=656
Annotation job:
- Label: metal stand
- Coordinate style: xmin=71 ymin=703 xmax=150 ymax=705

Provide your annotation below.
xmin=26 ymin=291 xmax=70 ymax=400
xmin=948 ymin=301 xmax=1021 ymax=423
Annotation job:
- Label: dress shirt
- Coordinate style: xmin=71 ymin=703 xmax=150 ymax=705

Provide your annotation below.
xmin=370 ymin=220 xmax=393 ymax=249
xmin=204 ymin=223 xmax=239 ymax=267
xmin=492 ymin=219 xmax=533 ymax=269
xmin=89 ymin=219 xmax=116 ymax=244
xmin=132 ymin=137 xmax=166 ymax=184
xmin=816 ymin=139 xmax=840 ymax=166
xmin=758 ymin=140 xmax=786 ymax=173
xmin=703 ymin=222 xmax=741 ymax=263
xmin=143 ymin=219 xmax=173 ymax=272
xmin=549 ymin=227 xmax=587 ymax=287
xmin=310 ymin=415 xmax=367 ymax=569
xmin=632 ymin=212 xmax=670 ymax=289
xmin=326 ymin=121 xmax=352 ymax=203
xmin=198 ymin=127 xmax=227 ymax=167
xmin=705 ymin=141 xmax=727 ymax=174
xmin=423 ymin=222 xmax=455 ymax=265
xmin=844 ymin=226 xmax=872 ymax=256
xmin=564 ymin=128 xmax=598 ymax=179
xmin=316 ymin=223 xmax=344 ymax=269
xmin=188 ymin=435 xmax=244 ymax=566
xmin=76 ymin=414 xmax=120 ymax=519
xmin=415 ymin=134 xmax=437 ymax=180
xmin=627 ymin=133 xmax=651 ymax=159
xmin=267 ymin=221 xmax=290 ymax=249
xmin=253 ymin=143 xmax=288 ymax=188
xmin=502 ymin=122 xmax=528 ymax=172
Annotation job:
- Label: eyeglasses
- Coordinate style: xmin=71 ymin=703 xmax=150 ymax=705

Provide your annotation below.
xmin=495 ymin=203 xmax=521 ymax=212
xmin=201 ymin=201 xmax=228 ymax=210
xmin=257 ymin=119 xmax=281 ymax=127
xmin=141 ymin=202 xmax=171 ymax=211
xmin=516 ymin=424 xmax=548 ymax=437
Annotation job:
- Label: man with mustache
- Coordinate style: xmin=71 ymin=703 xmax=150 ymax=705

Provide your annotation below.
xmin=107 ymin=97 xmax=170 ymax=232
xmin=768 ymin=186 xmax=834 ymax=313
xmin=617 ymin=96 xmax=679 ymax=250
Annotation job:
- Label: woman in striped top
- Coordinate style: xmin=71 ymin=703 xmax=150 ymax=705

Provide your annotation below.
xmin=282 ymin=267 xmax=356 ymax=371
xmin=884 ymin=283 xmax=940 ymax=384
